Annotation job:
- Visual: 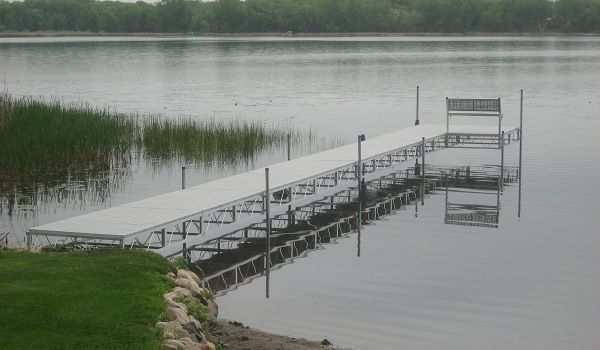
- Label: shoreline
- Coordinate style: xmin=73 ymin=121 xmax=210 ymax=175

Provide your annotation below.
xmin=213 ymin=320 xmax=344 ymax=350
xmin=1 ymin=31 xmax=599 ymax=38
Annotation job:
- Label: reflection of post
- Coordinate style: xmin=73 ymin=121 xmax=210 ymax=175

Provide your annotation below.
xmin=265 ymin=168 xmax=271 ymax=298
xmin=357 ymin=134 xmax=365 ymax=257
xmin=518 ymin=89 xmax=524 ymax=218
xmin=421 ymin=137 xmax=425 ymax=205
xmin=444 ymin=175 xmax=449 ymax=224
xmin=357 ymin=200 xmax=361 ymax=257
xmin=287 ymin=134 xmax=291 ymax=161
xmin=496 ymin=164 xmax=501 ymax=215
xmin=415 ymin=191 xmax=418 ymax=218
xmin=415 ymin=85 xmax=420 ymax=125
xmin=181 ymin=166 xmax=186 ymax=189
xmin=500 ymin=131 xmax=505 ymax=193
xmin=26 ymin=232 xmax=31 ymax=251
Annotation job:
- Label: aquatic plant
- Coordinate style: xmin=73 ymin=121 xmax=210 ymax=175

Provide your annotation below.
xmin=0 ymin=94 xmax=136 ymax=186
xmin=0 ymin=94 xmax=304 ymax=196
xmin=141 ymin=116 xmax=293 ymax=164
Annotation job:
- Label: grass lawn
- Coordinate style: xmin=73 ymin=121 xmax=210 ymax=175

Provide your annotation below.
xmin=0 ymin=249 xmax=172 ymax=350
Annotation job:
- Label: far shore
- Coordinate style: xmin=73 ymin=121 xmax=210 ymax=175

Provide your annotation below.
xmin=1 ymin=31 xmax=598 ymax=38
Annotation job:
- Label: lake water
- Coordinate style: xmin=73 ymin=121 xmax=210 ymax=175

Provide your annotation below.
xmin=1 ymin=36 xmax=599 ymax=349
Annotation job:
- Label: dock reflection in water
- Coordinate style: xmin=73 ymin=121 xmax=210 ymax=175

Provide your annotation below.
xmin=193 ymin=163 xmax=519 ymax=295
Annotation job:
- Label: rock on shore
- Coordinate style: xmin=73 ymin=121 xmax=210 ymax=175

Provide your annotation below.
xmin=157 ymin=268 xmax=217 ymax=350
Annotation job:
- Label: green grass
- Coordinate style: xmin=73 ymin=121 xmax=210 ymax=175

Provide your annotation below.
xmin=0 ymin=249 xmax=172 ymax=350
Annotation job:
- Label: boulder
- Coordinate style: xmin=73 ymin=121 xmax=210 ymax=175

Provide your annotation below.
xmin=177 ymin=269 xmax=202 ymax=285
xmin=190 ymin=295 xmax=208 ymax=307
xmin=179 ymin=337 xmax=203 ymax=350
xmin=166 ymin=306 xmax=191 ymax=325
xmin=175 ymin=278 xmax=204 ymax=298
xmin=162 ymin=339 xmax=182 ymax=350
xmin=182 ymin=321 xmax=205 ymax=342
xmin=156 ymin=321 xmax=192 ymax=340
xmin=173 ymin=286 xmax=193 ymax=298
xmin=199 ymin=340 xmax=216 ymax=350
xmin=188 ymin=314 xmax=204 ymax=332
xmin=206 ymin=300 xmax=218 ymax=318
xmin=164 ymin=292 xmax=188 ymax=312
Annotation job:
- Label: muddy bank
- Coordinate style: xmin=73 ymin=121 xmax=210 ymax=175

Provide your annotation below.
xmin=212 ymin=320 xmax=349 ymax=350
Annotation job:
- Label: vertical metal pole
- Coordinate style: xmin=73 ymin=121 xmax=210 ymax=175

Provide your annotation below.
xmin=498 ymin=97 xmax=502 ymax=149
xmin=421 ymin=137 xmax=425 ymax=205
xmin=161 ymin=228 xmax=166 ymax=247
xmin=265 ymin=168 xmax=271 ymax=298
xmin=357 ymin=135 xmax=363 ymax=202
xmin=415 ymin=85 xmax=420 ymax=125
xmin=287 ymin=134 xmax=291 ymax=161
xmin=445 ymin=97 xmax=450 ymax=147
xmin=26 ymin=232 xmax=31 ymax=251
xmin=182 ymin=242 xmax=188 ymax=262
xmin=357 ymin=135 xmax=364 ymax=257
xmin=518 ymin=89 xmax=523 ymax=218
xmin=181 ymin=166 xmax=186 ymax=189
xmin=500 ymin=131 xmax=505 ymax=193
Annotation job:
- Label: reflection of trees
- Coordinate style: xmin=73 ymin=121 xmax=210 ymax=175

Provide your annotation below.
xmin=0 ymin=0 xmax=598 ymax=34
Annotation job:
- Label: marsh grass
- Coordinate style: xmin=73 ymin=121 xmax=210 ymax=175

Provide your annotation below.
xmin=0 ymin=94 xmax=136 ymax=185
xmin=0 ymin=94 xmax=300 ymax=194
xmin=141 ymin=116 xmax=294 ymax=164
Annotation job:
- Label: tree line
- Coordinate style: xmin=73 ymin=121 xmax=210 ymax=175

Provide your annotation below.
xmin=0 ymin=0 xmax=598 ymax=34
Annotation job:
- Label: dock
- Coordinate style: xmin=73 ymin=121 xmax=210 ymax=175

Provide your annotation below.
xmin=27 ymin=95 xmax=525 ymax=264
xmin=27 ymin=123 xmax=520 ymax=258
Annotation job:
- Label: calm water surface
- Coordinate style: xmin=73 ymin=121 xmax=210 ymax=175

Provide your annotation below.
xmin=1 ymin=36 xmax=599 ymax=349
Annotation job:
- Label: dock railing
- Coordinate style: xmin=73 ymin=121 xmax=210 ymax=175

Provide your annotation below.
xmin=446 ymin=98 xmax=502 ymax=148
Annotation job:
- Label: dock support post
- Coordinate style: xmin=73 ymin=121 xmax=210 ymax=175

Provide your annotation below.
xmin=518 ymin=89 xmax=523 ymax=218
xmin=500 ymin=131 xmax=505 ymax=193
xmin=445 ymin=97 xmax=449 ymax=147
xmin=181 ymin=166 xmax=186 ymax=190
xmin=357 ymin=134 xmax=365 ymax=203
xmin=287 ymin=134 xmax=291 ymax=161
xmin=265 ymin=167 xmax=271 ymax=299
xmin=357 ymin=134 xmax=365 ymax=258
xmin=421 ymin=137 xmax=425 ymax=205
xmin=161 ymin=228 xmax=166 ymax=247
xmin=26 ymin=232 xmax=31 ymax=251
xmin=182 ymin=242 xmax=188 ymax=263
xmin=415 ymin=85 xmax=420 ymax=125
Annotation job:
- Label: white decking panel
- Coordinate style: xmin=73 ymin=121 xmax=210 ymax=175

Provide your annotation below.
xmin=28 ymin=125 xmax=515 ymax=239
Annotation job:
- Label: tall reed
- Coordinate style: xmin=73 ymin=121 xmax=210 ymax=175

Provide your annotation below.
xmin=141 ymin=117 xmax=291 ymax=163
xmin=0 ymin=94 xmax=136 ymax=185
xmin=0 ymin=94 xmax=301 ymax=193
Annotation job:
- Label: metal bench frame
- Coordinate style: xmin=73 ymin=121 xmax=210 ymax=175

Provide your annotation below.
xmin=446 ymin=97 xmax=502 ymax=148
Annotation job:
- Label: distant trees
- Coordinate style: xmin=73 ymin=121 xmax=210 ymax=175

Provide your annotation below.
xmin=0 ymin=0 xmax=598 ymax=34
